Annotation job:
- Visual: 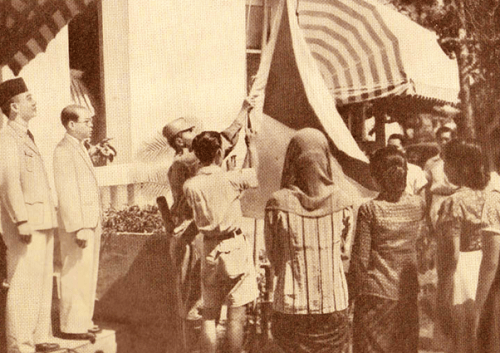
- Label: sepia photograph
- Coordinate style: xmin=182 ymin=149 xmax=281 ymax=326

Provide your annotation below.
xmin=0 ymin=0 xmax=499 ymax=352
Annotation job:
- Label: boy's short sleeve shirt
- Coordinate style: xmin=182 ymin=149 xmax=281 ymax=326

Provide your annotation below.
xmin=183 ymin=165 xmax=258 ymax=235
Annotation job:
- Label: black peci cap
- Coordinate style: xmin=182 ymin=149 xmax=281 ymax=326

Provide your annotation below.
xmin=0 ymin=78 xmax=28 ymax=107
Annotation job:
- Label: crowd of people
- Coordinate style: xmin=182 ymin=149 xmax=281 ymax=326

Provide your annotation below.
xmin=264 ymin=130 xmax=500 ymax=353
xmin=163 ymin=100 xmax=500 ymax=353
xmin=2 ymin=75 xmax=500 ymax=353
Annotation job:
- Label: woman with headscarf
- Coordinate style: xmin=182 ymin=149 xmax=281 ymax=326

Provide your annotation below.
xmin=264 ymin=128 xmax=354 ymax=353
xmin=350 ymin=146 xmax=426 ymax=353
xmin=435 ymin=139 xmax=489 ymax=353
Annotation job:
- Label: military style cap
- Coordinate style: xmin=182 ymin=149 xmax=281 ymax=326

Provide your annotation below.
xmin=0 ymin=78 xmax=28 ymax=107
xmin=163 ymin=117 xmax=195 ymax=147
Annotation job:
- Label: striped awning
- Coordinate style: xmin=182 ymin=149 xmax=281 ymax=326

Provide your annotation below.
xmin=0 ymin=0 xmax=94 ymax=76
xmin=296 ymin=0 xmax=457 ymax=105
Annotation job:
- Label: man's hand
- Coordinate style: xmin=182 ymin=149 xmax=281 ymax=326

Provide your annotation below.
xmin=242 ymin=96 xmax=256 ymax=112
xmin=17 ymin=222 xmax=32 ymax=244
xmin=75 ymin=228 xmax=93 ymax=248
xmin=245 ymin=127 xmax=257 ymax=148
xmin=226 ymin=155 xmax=237 ymax=171
xmin=244 ymin=127 xmax=259 ymax=170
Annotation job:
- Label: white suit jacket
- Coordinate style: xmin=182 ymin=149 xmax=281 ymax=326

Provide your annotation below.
xmin=53 ymin=134 xmax=100 ymax=233
xmin=0 ymin=121 xmax=57 ymax=232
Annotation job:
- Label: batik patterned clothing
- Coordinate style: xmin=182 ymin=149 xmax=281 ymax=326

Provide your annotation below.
xmin=437 ymin=187 xmax=484 ymax=252
xmin=272 ymin=310 xmax=350 ymax=353
xmin=350 ymin=193 xmax=425 ymax=353
xmin=353 ymin=295 xmax=418 ymax=353
xmin=350 ymin=193 xmax=426 ymax=301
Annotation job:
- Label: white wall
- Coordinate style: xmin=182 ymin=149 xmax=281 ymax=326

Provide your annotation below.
xmin=127 ymin=0 xmax=247 ymax=157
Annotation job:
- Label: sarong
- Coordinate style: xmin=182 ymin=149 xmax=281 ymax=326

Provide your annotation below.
xmin=353 ymin=295 xmax=418 ymax=353
xmin=271 ymin=310 xmax=350 ymax=353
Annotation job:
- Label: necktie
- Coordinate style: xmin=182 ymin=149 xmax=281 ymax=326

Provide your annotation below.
xmin=81 ymin=142 xmax=94 ymax=167
xmin=27 ymin=130 xmax=35 ymax=143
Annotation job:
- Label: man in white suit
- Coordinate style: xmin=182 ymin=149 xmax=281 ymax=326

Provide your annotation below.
xmin=53 ymin=105 xmax=101 ymax=339
xmin=0 ymin=78 xmax=59 ymax=353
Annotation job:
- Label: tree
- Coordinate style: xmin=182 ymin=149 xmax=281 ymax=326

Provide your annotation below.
xmin=382 ymin=0 xmax=500 ymax=141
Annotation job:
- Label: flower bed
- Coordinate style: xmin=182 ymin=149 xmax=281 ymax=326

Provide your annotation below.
xmin=102 ymin=204 xmax=165 ymax=233
xmin=100 ymin=205 xmax=165 ymax=253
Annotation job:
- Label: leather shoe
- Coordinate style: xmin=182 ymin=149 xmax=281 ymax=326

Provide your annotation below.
xmin=59 ymin=332 xmax=96 ymax=344
xmin=35 ymin=343 xmax=60 ymax=352
xmin=88 ymin=325 xmax=102 ymax=334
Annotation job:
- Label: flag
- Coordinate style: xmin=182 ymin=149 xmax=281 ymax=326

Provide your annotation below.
xmin=240 ymin=0 xmax=459 ymax=218
xmin=241 ymin=0 xmax=378 ymax=219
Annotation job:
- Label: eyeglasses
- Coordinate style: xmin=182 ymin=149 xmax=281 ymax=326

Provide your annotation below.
xmin=75 ymin=120 xmax=93 ymax=126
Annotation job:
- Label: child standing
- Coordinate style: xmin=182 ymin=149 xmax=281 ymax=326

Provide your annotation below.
xmin=183 ymin=129 xmax=259 ymax=353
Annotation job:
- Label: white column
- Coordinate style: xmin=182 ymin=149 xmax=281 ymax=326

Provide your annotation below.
xmin=99 ymin=0 xmax=132 ymax=164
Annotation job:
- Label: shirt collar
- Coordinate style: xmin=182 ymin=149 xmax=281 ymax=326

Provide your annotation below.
xmin=8 ymin=120 xmax=28 ymax=136
xmin=197 ymin=165 xmax=222 ymax=175
xmin=489 ymin=172 xmax=500 ymax=193
xmin=66 ymin=132 xmax=84 ymax=146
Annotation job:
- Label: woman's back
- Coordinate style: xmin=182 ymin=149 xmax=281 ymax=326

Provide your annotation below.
xmin=265 ymin=188 xmax=352 ymax=315
xmin=437 ymin=187 xmax=485 ymax=251
xmin=352 ymin=193 xmax=426 ymax=300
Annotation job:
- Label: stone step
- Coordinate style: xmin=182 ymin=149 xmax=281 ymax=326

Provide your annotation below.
xmin=48 ymin=329 xmax=116 ymax=353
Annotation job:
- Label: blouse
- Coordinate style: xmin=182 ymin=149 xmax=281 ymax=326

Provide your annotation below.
xmin=264 ymin=189 xmax=353 ymax=315
xmin=436 ymin=187 xmax=486 ymax=252
xmin=483 ymin=189 xmax=500 ymax=234
xmin=350 ymin=193 xmax=426 ymax=300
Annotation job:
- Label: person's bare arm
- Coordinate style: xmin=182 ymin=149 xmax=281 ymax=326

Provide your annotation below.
xmin=245 ymin=127 xmax=258 ymax=171
xmin=436 ymin=226 xmax=460 ymax=336
xmin=474 ymin=232 xmax=500 ymax=336
xmin=221 ymin=98 xmax=255 ymax=153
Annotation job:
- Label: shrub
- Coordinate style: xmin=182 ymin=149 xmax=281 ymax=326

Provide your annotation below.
xmin=100 ymin=205 xmax=166 ymax=253
xmin=103 ymin=205 xmax=165 ymax=234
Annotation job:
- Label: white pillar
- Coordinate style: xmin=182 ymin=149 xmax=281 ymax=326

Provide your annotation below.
xmin=99 ymin=0 xmax=132 ymax=164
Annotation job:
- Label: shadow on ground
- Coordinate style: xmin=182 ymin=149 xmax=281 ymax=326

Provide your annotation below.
xmin=95 ymin=232 xmax=182 ymax=353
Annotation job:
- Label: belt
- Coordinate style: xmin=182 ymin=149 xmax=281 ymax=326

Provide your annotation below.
xmin=204 ymin=228 xmax=242 ymax=241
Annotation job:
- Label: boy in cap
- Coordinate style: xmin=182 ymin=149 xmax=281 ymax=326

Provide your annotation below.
xmin=183 ymin=128 xmax=259 ymax=353
xmin=163 ymin=98 xmax=254 ymax=227
xmin=0 ymin=78 xmax=59 ymax=353
xmin=162 ymin=99 xmax=254 ymax=350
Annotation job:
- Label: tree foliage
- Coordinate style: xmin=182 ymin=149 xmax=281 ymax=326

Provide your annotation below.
xmin=381 ymin=0 xmax=500 ymax=140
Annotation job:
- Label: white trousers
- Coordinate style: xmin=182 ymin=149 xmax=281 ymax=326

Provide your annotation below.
xmin=58 ymin=225 xmax=101 ymax=334
xmin=2 ymin=226 xmax=54 ymax=353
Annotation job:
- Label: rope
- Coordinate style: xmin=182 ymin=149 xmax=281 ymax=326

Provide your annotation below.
xmin=246 ymin=0 xmax=254 ymax=37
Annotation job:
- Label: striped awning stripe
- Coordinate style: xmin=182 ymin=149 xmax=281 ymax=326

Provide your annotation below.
xmin=297 ymin=0 xmax=413 ymax=105
xmin=1 ymin=0 xmax=94 ymax=76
